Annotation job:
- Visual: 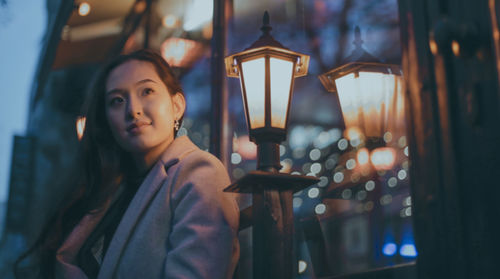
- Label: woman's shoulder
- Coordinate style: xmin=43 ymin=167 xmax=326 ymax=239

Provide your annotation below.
xmin=160 ymin=136 xmax=228 ymax=178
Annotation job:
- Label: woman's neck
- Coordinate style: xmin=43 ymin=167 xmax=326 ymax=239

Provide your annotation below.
xmin=132 ymin=138 xmax=174 ymax=173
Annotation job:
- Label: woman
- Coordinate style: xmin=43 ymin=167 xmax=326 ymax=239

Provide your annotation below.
xmin=18 ymin=49 xmax=239 ymax=279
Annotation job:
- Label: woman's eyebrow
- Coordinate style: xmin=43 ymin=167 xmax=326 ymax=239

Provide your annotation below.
xmin=105 ymin=88 xmax=126 ymax=96
xmin=136 ymin=79 xmax=158 ymax=85
xmin=106 ymin=79 xmax=158 ymax=95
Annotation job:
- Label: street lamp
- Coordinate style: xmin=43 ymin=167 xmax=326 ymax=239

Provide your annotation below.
xmin=225 ymin=11 xmax=309 ymax=171
xmin=319 ymin=26 xmax=405 ymax=142
xmin=224 ymin=12 xmax=318 ymax=279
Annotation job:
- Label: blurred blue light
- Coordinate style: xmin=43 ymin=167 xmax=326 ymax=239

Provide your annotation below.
xmin=382 ymin=243 xmax=397 ymax=256
xmin=400 ymin=244 xmax=417 ymax=257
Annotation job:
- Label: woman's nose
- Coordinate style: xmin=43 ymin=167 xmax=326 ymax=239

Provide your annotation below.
xmin=126 ymin=97 xmax=143 ymax=118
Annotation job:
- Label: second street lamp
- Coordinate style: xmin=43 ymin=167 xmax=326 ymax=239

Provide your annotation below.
xmin=224 ymin=12 xmax=318 ymax=279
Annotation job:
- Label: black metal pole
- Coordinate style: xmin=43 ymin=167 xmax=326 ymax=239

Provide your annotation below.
xmin=210 ymin=0 xmax=229 ymax=166
xmin=253 ymin=142 xmax=294 ymax=279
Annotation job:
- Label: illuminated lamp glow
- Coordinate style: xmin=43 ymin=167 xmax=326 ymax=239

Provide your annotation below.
xmin=370 ymin=147 xmax=396 ymax=171
xmin=161 ymin=38 xmax=204 ymax=68
xmin=78 ymin=2 xmax=91 ymax=16
xmin=400 ymin=244 xmax=418 ymax=257
xmin=76 ymin=116 xmax=86 ymax=140
xmin=382 ymin=243 xmax=397 ymax=256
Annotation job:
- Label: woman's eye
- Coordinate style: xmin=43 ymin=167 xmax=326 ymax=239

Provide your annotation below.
xmin=143 ymin=88 xmax=154 ymax=95
xmin=109 ymin=97 xmax=124 ymax=106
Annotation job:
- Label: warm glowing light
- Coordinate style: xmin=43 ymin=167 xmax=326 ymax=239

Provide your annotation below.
xmin=241 ymin=58 xmax=266 ymax=128
xmin=357 ymin=148 xmax=370 ymax=165
xmin=270 ymin=58 xmax=294 ymax=128
xmin=134 ymin=0 xmax=146 ymax=13
xmin=236 ymin=135 xmax=257 ymax=160
xmin=344 ymin=127 xmax=363 ymax=141
xmin=78 ymin=2 xmax=91 ymax=16
xmin=370 ymin=147 xmax=396 ymax=171
xmin=429 ymin=39 xmax=438 ymax=55
xmin=452 ymin=40 xmax=460 ymax=56
xmin=162 ymin=14 xmax=178 ymax=28
xmin=76 ymin=116 xmax=86 ymax=140
xmin=239 ymin=57 xmax=294 ymax=130
xmin=161 ymin=38 xmax=204 ymax=68
xmin=334 ymin=71 xmax=404 ymax=138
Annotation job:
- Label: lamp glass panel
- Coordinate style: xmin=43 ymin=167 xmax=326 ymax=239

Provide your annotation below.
xmin=270 ymin=57 xmax=294 ymax=129
xmin=241 ymin=57 xmax=266 ymax=129
xmin=334 ymin=73 xmax=363 ymax=134
xmin=335 ymin=71 xmax=397 ymax=138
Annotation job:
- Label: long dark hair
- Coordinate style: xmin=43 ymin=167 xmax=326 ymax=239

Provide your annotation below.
xmin=14 ymin=49 xmax=185 ymax=278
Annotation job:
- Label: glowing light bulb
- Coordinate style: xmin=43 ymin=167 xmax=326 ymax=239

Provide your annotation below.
xmin=78 ymin=2 xmax=91 ymax=16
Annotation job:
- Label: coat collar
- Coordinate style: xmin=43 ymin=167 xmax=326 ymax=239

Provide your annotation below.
xmin=97 ymin=135 xmax=198 ymax=278
xmin=159 ymin=135 xmax=199 ymax=170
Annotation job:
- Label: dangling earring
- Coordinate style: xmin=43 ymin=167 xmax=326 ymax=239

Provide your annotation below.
xmin=174 ymin=119 xmax=180 ymax=132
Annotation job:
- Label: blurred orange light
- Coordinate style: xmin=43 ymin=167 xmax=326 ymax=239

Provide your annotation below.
xmin=370 ymin=147 xmax=396 ymax=171
xmin=76 ymin=116 xmax=86 ymax=140
xmin=134 ymin=0 xmax=146 ymax=13
xmin=78 ymin=2 xmax=91 ymax=16
xmin=236 ymin=135 xmax=257 ymax=160
xmin=161 ymin=38 xmax=204 ymax=68
xmin=344 ymin=126 xmax=364 ymax=141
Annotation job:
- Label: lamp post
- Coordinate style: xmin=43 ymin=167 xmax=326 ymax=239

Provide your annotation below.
xmin=224 ymin=12 xmax=318 ymax=279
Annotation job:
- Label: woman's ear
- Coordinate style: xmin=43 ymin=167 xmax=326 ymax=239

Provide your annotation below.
xmin=172 ymin=92 xmax=186 ymax=120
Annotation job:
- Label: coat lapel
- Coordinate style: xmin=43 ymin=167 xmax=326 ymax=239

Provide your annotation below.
xmin=96 ymin=161 xmax=167 ymax=279
xmin=97 ymin=136 xmax=197 ymax=278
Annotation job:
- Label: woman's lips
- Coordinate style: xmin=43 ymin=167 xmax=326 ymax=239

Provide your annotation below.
xmin=126 ymin=121 xmax=151 ymax=134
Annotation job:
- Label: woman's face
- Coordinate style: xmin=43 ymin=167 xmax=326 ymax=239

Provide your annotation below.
xmin=104 ymin=60 xmax=185 ymax=157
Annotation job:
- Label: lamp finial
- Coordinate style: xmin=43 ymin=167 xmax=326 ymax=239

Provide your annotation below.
xmin=261 ymin=11 xmax=272 ymax=36
xmin=353 ymin=26 xmax=364 ymax=48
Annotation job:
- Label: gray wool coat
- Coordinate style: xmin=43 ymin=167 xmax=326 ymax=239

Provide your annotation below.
xmin=55 ymin=136 xmax=240 ymax=279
